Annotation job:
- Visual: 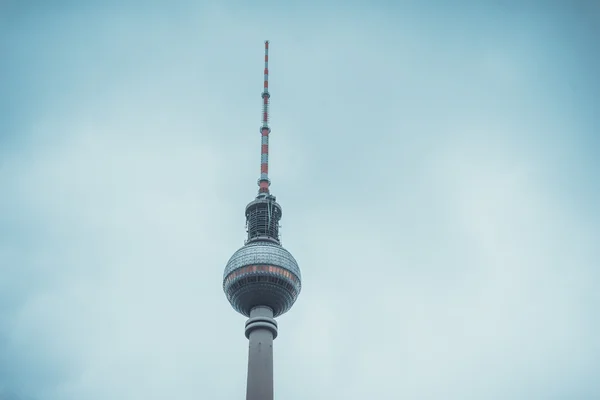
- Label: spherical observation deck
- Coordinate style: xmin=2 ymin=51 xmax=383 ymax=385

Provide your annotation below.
xmin=223 ymin=241 xmax=302 ymax=318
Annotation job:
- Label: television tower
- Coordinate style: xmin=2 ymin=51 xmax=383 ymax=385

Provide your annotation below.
xmin=223 ymin=41 xmax=302 ymax=400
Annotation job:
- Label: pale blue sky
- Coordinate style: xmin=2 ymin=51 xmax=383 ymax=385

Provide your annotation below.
xmin=1 ymin=1 xmax=599 ymax=399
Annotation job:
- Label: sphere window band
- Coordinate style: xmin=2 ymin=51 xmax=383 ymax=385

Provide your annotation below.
xmin=224 ymin=264 xmax=300 ymax=285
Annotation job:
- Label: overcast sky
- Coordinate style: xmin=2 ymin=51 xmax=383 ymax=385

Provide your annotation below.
xmin=1 ymin=1 xmax=599 ymax=399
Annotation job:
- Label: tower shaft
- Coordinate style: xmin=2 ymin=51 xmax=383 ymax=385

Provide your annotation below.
xmin=245 ymin=306 xmax=277 ymax=400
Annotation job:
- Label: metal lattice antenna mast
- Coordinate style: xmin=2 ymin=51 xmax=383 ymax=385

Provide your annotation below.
xmin=258 ymin=40 xmax=271 ymax=195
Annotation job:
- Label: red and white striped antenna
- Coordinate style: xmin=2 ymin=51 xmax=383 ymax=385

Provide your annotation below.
xmin=258 ymin=40 xmax=271 ymax=195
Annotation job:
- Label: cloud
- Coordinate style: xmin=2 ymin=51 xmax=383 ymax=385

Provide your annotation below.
xmin=1 ymin=2 xmax=598 ymax=399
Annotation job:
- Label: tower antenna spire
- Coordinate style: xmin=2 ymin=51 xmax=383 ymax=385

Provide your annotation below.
xmin=258 ymin=40 xmax=271 ymax=195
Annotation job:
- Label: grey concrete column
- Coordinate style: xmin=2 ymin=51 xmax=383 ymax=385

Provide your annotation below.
xmin=245 ymin=306 xmax=278 ymax=400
